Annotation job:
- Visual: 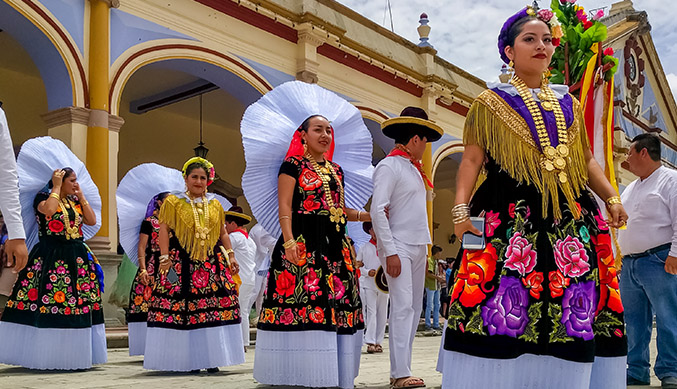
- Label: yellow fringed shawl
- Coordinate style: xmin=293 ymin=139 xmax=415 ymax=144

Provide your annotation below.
xmin=465 ymin=89 xmax=591 ymax=219
xmin=159 ymin=194 xmax=225 ymax=261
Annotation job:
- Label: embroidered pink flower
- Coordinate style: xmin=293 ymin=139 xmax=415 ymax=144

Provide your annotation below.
xmin=485 ymin=210 xmax=501 ymax=238
xmin=594 ymin=212 xmax=609 ymax=231
xmin=56 ymin=266 xmax=66 ymax=274
xmin=304 ymin=268 xmax=320 ymax=292
xmin=332 ymin=275 xmax=345 ymax=300
xmin=280 ymin=308 xmax=295 ymax=325
xmin=554 ymin=236 xmax=591 ymax=277
xmin=192 ymin=269 xmax=209 ymax=289
xmin=504 ymin=232 xmax=537 ymax=276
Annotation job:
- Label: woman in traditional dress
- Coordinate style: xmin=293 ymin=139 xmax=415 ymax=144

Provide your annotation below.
xmin=143 ymin=157 xmax=244 ymax=372
xmin=439 ymin=5 xmax=628 ymax=388
xmin=0 ymin=167 xmax=106 ymax=369
xmin=253 ymin=114 xmax=369 ymax=389
xmin=126 ymin=192 xmax=168 ymax=356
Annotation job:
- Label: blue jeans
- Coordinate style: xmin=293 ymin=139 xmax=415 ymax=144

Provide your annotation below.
xmin=620 ymin=247 xmax=677 ymax=381
xmin=424 ymin=288 xmax=440 ymax=329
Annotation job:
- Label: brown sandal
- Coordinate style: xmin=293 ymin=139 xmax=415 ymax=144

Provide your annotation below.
xmin=391 ymin=376 xmax=426 ymax=389
xmin=375 ymin=344 xmax=383 ymax=353
xmin=366 ymin=344 xmax=376 ymax=354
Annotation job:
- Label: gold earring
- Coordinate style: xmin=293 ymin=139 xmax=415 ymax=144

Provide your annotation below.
xmin=508 ymin=60 xmax=515 ymax=77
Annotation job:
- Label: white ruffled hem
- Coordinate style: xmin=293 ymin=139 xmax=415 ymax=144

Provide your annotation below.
xmin=143 ymin=324 xmax=245 ymax=371
xmin=127 ymin=321 xmax=147 ymax=356
xmin=253 ymin=329 xmax=363 ymax=389
xmin=438 ymin=348 xmax=626 ymax=389
xmin=0 ymin=322 xmax=107 ymax=370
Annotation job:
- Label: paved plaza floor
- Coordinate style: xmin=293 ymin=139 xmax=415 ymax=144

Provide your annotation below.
xmin=0 ymin=330 xmax=661 ymax=388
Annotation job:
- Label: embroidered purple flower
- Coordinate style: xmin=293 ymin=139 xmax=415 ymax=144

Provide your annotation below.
xmin=485 ymin=210 xmax=501 ymax=238
xmin=504 ymin=232 xmax=537 ymax=276
xmin=561 ymin=281 xmax=597 ymax=340
xmin=554 ymin=236 xmax=590 ymax=277
xmin=481 ymin=276 xmax=530 ymax=337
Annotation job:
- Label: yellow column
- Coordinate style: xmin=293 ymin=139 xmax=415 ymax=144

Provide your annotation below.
xmin=423 ymin=143 xmax=433 ymax=255
xmin=86 ymin=0 xmax=112 ymax=249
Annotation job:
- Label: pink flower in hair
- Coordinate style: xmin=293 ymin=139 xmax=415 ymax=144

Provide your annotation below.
xmin=537 ymin=9 xmax=554 ymax=22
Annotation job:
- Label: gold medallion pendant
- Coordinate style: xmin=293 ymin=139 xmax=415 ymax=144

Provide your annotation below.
xmin=559 ymin=172 xmax=568 ymax=184
xmin=543 ymin=159 xmax=555 ymax=172
xmin=544 ymin=146 xmax=557 ymax=158
xmin=541 ymin=101 xmax=554 ymax=111
xmin=554 ymin=157 xmax=566 ymax=170
xmin=556 ymin=144 xmax=569 ymax=157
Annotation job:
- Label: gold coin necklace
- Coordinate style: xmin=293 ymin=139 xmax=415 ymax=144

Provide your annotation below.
xmin=511 ymin=75 xmax=570 ymax=184
xmin=59 ymin=197 xmax=81 ymax=240
xmin=186 ymin=192 xmax=210 ymax=248
xmin=304 ymin=152 xmax=345 ymax=232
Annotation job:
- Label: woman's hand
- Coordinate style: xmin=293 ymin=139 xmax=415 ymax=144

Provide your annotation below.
xmin=229 ymin=256 xmax=240 ymax=275
xmin=158 ymin=257 xmax=171 ymax=276
xmin=139 ymin=270 xmax=150 ymax=286
xmin=453 ymin=218 xmax=481 ymax=241
xmin=606 ymin=204 xmax=628 ymax=229
xmin=51 ymin=169 xmax=64 ymax=188
xmin=284 ymin=244 xmax=300 ymax=265
xmin=73 ymin=184 xmax=85 ymax=203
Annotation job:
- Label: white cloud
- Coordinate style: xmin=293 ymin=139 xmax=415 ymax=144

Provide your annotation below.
xmin=666 ymin=73 xmax=677 ymax=102
xmin=336 ymin=0 xmax=677 ymax=86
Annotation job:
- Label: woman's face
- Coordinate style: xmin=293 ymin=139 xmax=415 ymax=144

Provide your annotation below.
xmin=506 ymin=19 xmax=554 ymax=76
xmin=61 ymin=172 xmax=79 ymax=195
xmin=302 ymin=116 xmax=332 ymax=157
xmin=185 ymin=167 xmax=208 ymax=197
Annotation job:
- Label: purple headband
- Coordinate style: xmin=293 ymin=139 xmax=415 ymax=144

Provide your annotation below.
xmin=144 ymin=193 xmax=167 ymax=218
xmin=498 ymin=7 xmax=529 ymax=64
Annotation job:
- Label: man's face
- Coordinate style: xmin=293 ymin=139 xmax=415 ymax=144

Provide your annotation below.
xmin=625 ymin=143 xmax=643 ymax=176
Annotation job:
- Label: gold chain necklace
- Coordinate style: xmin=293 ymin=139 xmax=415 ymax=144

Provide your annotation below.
xmin=59 ymin=197 xmax=81 ymax=240
xmin=511 ymin=75 xmax=570 ymax=184
xmin=304 ymin=152 xmax=345 ymax=232
xmin=186 ymin=192 xmax=210 ymax=247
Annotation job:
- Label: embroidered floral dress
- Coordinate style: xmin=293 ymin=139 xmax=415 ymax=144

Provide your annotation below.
xmin=143 ymin=193 xmax=244 ymax=371
xmin=126 ymin=216 xmax=160 ymax=356
xmin=254 ymin=155 xmax=364 ymax=389
xmin=0 ymin=191 xmax=106 ymax=369
xmin=440 ymin=86 xmax=626 ymax=387
xmin=258 ymin=156 xmax=364 ymax=334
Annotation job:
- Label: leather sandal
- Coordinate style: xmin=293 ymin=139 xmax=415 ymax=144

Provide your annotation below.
xmin=391 ymin=376 xmax=426 ymax=388
xmin=375 ymin=344 xmax=383 ymax=353
xmin=367 ymin=344 xmax=376 ymax=353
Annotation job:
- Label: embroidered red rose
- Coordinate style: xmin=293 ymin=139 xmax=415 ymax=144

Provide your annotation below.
xmin=64 ymin=307 xmax=71 ymax=315
xmin=299 ymin=169 xmax=322 ymax=191
xmin=303 ymin=195 xmax=321 ymax=212
xmin=548 ymin=269 xmax=570 ymax=298
xmin=192 ymin=269 xmax=210 ymax=289
xmin=522 ymin=272 xmax=544 ymax=299
xmin=299 ymin=306 xmax=307 ymax=319
xmin=309 ymin=307 xmax=324 ymax=323
xmin=27 ymin=288 xmax=38 ymax=301
xmin=143 ymin=286 xmax=153 ymax=301
xmin=275 ymin=270 xmax=296 ymax=298
xmin=296 ymin=242 xmax=308 ymax=266
xmin=280 ymin=308 xmax=295 ymax=325
xmin=304 ymin=268 xmax=320 ymax=292
xmin=48 ymin=220 xmax=64 ymax=233
xmin=451 ymin=244 xmax=497 ymax=307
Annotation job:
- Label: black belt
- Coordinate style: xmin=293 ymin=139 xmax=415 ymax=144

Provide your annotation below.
xmin=624 ymin=243 xmax=672 ymax=259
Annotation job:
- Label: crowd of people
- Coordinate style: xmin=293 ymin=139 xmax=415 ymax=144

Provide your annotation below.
xmin=0 ymin=3 xmax=676 ymax=389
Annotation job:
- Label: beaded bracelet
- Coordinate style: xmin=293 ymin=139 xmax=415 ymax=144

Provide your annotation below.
xmin=282 ymin=239 xmax=297 ymax=250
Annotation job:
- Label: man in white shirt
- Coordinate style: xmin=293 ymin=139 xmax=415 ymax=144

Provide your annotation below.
xmin=0 ymin=107 xmax=27 ymax=313
xmin=356 ymin=221 xmax=388 ymax=353
xmin=370 ymin=107 xmax=442 ymax=388
xmin=225 ymin=206 xmax=257 ymax=350
xmin=249 ymin=223 xmax=276 ymax=316
xmin=618 ymin=133 xmax=677 ymax=388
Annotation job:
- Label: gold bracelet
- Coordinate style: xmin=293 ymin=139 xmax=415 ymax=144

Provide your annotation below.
xmin=81 ymin=200 xmax=89 ymax=206
xmin=357 ymin=210 xmax=361 ymax=221
xmin=139 ymin=269 xmax=147 ymax=275
xmin=282 ymin=238 xmax=297 ymax=250
xmin=159 ymin=254 xmax=170 ymax=264
xmin=224 ymin=248 xmax=234 ymax=256
xmin=279 ymin=215 xmax=290 ymax=221
xmin=49 ymin=193 xmax=60 ymax=200
xmin=606 ymin=196 xmax=622 ymax=207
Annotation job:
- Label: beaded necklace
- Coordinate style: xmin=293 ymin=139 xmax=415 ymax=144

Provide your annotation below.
xmin=304 ymin=152 xmax=345 ymax=231
xmin=59 ymin=197 xmax=81 ymax=240
xmin=510 ymin=75 xmax=570 ymax=184
xmin=186 ymin=192 xmax=210 ymax=248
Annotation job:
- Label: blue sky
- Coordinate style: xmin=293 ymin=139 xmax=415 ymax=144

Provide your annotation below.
xmin=336 ymin=0 xmax=677 ymax=100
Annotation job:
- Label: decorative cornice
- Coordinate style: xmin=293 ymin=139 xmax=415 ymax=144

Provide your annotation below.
xmin=41 ymin=106 xmax=125 ymax=133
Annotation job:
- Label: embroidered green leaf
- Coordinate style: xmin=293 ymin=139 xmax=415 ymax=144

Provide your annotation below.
xmin=548 ymin=303 xmax=574 ymax=343
xmin=447 ymin=300 xmax=466 ymax=329
xmin=593 ymin=310 xmax=624 ymax=337
xmin=585 ymin=268 xmax=599 ymax=286
xmin=547 ymin=232 xmax=558 ymax=246
xmin=465 ymin=306 xmax=486 ymax=335
xmin=519 ymin=301 xmax=543 ymax=344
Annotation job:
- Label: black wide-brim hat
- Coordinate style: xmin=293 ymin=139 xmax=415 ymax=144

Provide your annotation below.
xmin=381 ymin=106 xmax=444 ymax=142
xmin=225 ymin=210 xmax=252 ymax=225
xmin=375 ymin=266 xmax=389 ymax=293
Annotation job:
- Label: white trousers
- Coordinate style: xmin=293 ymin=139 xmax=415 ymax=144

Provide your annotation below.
xmin=380 ymin=241 xmax=427 ymax=379
xmin=254 ymin=271 xmax=268 ymax=316
xmin=238 ymin=282 xmax=256 ymax=346
xmin=362 ymin=288 xmax=389 ymax=345
xmin=0 ymin=269 xmax=17 ymax=296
